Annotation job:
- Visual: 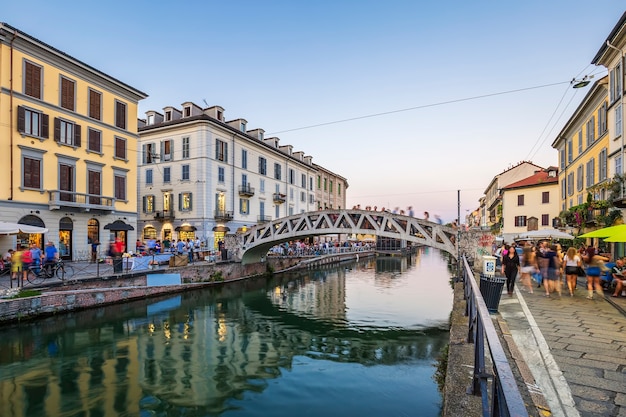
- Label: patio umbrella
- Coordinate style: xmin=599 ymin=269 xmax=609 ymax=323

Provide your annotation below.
xmin=0 ymin=221 xmax=48 ymax=235
xmin=516 ymin=228 xmax=575 ymax=240
xmin=578 ymin=224 xmax=626 ymax=239
xmin=599 ymin=230 xmax=626 ymax=242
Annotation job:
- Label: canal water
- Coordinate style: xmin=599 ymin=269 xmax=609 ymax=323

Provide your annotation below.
xmin=0 ymin=248 xmax=454 ymax=417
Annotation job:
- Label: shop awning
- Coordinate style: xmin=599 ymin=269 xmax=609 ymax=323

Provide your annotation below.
xmin=212 ymin=226 xmax=230 ymax=232
xmin=104 ymin=220 xmax=135 ymax=231
xmin=175 ymin=225 xmax=197 ymax=232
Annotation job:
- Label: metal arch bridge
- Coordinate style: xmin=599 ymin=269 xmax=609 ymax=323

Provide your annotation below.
xmin=233 ymin=209 xmax=458 ymax=264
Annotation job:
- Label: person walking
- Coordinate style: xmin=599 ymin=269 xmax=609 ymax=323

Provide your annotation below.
xmin=90 ymin=240 xmax=100 ymax=263
xmin=43 ymin=241 xmax=59 ymax=277
xmin=11 ymin=245 xmax=24 ymax=282
xmin=543 ymin=245 xmax=562 ymax=297
xmin=519 ymin=246 xmax=537 ymax=294
xmin=501 ymin=244 xmax=519 ymax=297
xmin=563 ymin=246 xmax=582 ymax=297
xmin=583 ymin=246 xmax=610 ymax=299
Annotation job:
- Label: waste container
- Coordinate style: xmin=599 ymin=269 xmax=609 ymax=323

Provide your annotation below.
xmin=113 ymin=256 xmax=123 ymax=273
xmin=479 ymin=274 xmax=506 ymax=313
xmin=221 ymin=249 xmax=228 ymax=261
xmin=482 ymin=255 xmax=497 ymax=278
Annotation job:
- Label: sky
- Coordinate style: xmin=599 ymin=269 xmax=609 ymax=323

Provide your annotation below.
xmin=3 ymin=1 xmax=626 ymax=222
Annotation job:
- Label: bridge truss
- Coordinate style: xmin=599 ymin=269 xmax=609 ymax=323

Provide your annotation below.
xmin=236 ymin=209 xmax=458 ymax=264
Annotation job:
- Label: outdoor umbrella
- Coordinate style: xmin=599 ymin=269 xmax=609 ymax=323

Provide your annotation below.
xmin=578 ymin=224 xmax=626 ymax=239
xmin=0 ymin=221 xmax=48 ymax=235
xmin=516 ymin=228 xmax=575 ymax=240
xmin=599 ymin=229 xmax=626 ymax=243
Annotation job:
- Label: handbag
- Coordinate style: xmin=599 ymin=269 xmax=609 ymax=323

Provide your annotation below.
xmin=576 ymin=266 xmax=586 ymax=277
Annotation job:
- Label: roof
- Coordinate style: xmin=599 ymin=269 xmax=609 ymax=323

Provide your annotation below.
xmin=591 ymin=11 xmax=626 ymax=65
xmin=502 ymin=169 xmax=558 ymax=190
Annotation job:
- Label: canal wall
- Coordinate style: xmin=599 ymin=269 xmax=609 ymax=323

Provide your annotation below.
xmin=0 ymin=251 xmax=372 ymax=324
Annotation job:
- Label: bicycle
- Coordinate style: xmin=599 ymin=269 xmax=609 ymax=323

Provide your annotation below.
xmin=26 ymin=260 xmax=75 ymax=285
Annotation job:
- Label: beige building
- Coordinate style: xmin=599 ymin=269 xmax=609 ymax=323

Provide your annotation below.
xmin=314 ymin=164 xmax=348 ymax=210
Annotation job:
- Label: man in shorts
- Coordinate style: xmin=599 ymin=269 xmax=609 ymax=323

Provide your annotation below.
xmin=612 ymin=258 xmax=626 ymax=297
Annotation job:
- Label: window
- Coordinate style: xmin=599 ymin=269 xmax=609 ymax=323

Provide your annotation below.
xmin=165 ymin=110 xmax=172 ymax=121
xmin=517 ymin=195 xmax=524 ymax=206
xmin=164 ymin=193 xmax=171 ymax=211
xmin=143 ymin=195 xmax=155 ymax=213
xmin=242 ymin=149 xmax=248 ymax=169
xmin=240 ymin=121 xmax=246 ymax=132
xmin=561 ymin=179 xmax=566 ymax=199
xmin=586 ymin=158 xmax=595 ymax=188
xmin=599 ymin=148 xmax=608 ymax=181
xmin=115 ymin=100 xmax=127 ymax=129
xmin=330 ymin=181 xmax=333 ymax=192
xmin=300 ymin=191 xmax=306 ymax=202
xmin=317 ymin=175 xmax=321 ymax=189
xmin=541 ymin=214 xmax=549 ymax=226
xmin=301 ymin=173 xmax=306 ymax=188
xmin=290 ymin=188 xmax=294 ymax=201
xmin=514 ymin=216 xmax=527 ymax=227
xmin=23 ymin=156 xmax=41 ymax=189
xmin=182 ymin=137 xmax=190 ymax=159
xmin=567 ymin=172 xmax=574 ymax=196
xmin=24 ymin=60 xmax=42 ymax=99
xmin=310 ymin=177 xmax=313 ymax=191
xmin=146 ymin=169 xmax=153 ymax=185
xmin=242 ymin=173 xmax=248 ymax=186
xmin=338 ymin=183 xmax=341 ymax=196
xmin=17 ymin=106 xmax=49 ymax=138
xmin=163 ymin=167 xmax=171 ymax=183
xmin=184 ymin=106 xmax=191 ymax=117
xmin=586 ymin=117 xmax=595 ymax=146
xmin=560 ymin=149 xmax=565 ymax=170
xmin=260 ymin=178 xmax=265 ymax=193
xmin=309 ymin=194 xmax=315 ymax=204
xmin=599 ymin=102 xmax=608 ymax=135
xmin=260 ymin=201 xmax=265 ymax=218
xmin=114 ymin=175 xmax=126 ymax=200
xmin=182 ymin=164 xmax=190 ymax=181
xmin=143 ymin=143 xmax=155 ymax=164
xmin=88 ymin=128 xmax=101 ymax=153
xmin=89 ymin=89 xmax=101 ymax=120
xmin=115 ymin=137 xmax=126 ymax=159
xmin=88 ymin=169 xmax=101 ymax=205
xmin=54 ymin=118 xmax=81 ymax=146
xmin=324 ymin=178 xmax=327 ymax=191
xmin=576 ymin=165 xmax=583 ymax=192
xmin=218 ymin=166 xmax=225 ymax=182
xmin=577 ymin=129 xmax=582 ymax=154
xmin=567 ymin=139 xmax=573 ymax=163
xmin=275 ymin=183 xmax=280 ymax=193
xmin=616 ymin=155 xmax=623 ymax=176
xmin=259 ymin=157 xmax=267 ymax=175
xmin=289 ymin=168 xmax=295 ymax=184
xmin=239 ymin=198 xmax=249 ymax=214
xmin=162 ymin=139 xmax=173 ymax=161
xmin=60 ymin=76 xmax=75 ymax=111
xmin=542 ymin=191 xmax=549 ymax=204
xmin=216 ymin=139 xmax=228 ymax=161
xmin=274 ymin=163 xmax=281 ymax=180
xmin=610 ymin=63 xmax=622 ymax=103
xmin=616 ymin=104 xmax=623 ymax=137
xmin=179 ymin=192 xmax=192 ymax=211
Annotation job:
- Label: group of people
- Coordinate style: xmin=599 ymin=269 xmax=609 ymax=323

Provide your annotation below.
xmin=1 ymin=241 xmax=59 ymax=282
xmin=498 ymin=241 xmax=625 ymax=299
xmin=135 ymin=237 xmax=206 ymax=263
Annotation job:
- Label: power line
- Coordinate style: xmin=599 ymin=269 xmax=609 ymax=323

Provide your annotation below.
xmin=267 ymin=80 xmax=572 ymax=135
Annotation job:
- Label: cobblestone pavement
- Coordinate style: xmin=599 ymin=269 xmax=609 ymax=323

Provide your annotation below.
xmin=497 ymin=277 xmax=626 ymax=417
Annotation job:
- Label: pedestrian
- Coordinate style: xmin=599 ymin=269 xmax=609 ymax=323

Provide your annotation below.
xmin=563 ymin=246 xmax=582 ymax=297
xmin=176 ymin=239 xmax=185 ymax=255
xmin=186 ymin=238 xmax=194 ymax=263
xmin=21 ymin=243 xmax=33 ymax=281
xmin=583 ymin=247 xmax=609 ymax=299
xmin=501 ymin=244 xmax=519 ymax=297
xmin=519 ymin=246 xmax=537 ymax=294
xmin=423 ymin=211 xmax=429 ymax=221
xmin=90 ymin=240 xmax=100 ymax=263
xmin=43 ymin=241 xmax=59 ymax=276
xmin=30 ymin=242 xmax=42 ymax=274
xmin=11 ymin=245 xmax=24 ymax=282
xmin=542 ymin=245 xmax=562 ymax=298
xmin=408 ymin=206 xmax=414 ymax=217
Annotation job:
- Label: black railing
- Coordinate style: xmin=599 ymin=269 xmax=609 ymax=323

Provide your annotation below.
xmin=154 ymin=210 xmax=175 ymax=221
xmin=461 ymin=256 xmax=529 ymax=417
xmin=272 ymin=193 xmax=286 ymax=204
xmin=238 ymin=184 xmax=255 ymax=197
xmin=214 ymin=210 xmax=234 ymax=221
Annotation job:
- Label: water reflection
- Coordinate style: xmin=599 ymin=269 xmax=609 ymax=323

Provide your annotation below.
xmin=0 ymin=249 xmax=452 ymax=417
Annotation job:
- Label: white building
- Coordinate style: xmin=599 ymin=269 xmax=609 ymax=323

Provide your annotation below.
xmin=137 ymin=102 xmax=347 ymax=250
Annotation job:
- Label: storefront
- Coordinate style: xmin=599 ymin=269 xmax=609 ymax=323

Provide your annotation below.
xmin=175 ymin=225 xmax=196 ymax=242
xmin=212 ymin=226 xmax=230 ymax=250
xmin=16 ymin=215 xmax=46 ymax=251
xmin=58 ymin=217 xmax=73 ymax=260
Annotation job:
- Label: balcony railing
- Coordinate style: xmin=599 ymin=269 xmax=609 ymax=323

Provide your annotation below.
xmin=238 ymin=184 xmax=255 ymax=197
xmin=214 ymin=210 xmax=234 ymax=222
xmin=273 ymin=193 xmax=286 ymax=204
xmin=154 ymin=210 xmax=175 ymax=221
xmin=257 ymin=215 xmax=272 ymax=223
xmin=48 ymin=190 xmax=115 ymax=212
xmin=585 ymin=208 xmax=607 ymax=225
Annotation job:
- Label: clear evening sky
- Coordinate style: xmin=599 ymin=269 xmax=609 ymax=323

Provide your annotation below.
xmin=3 ymin=1 xmax=625 ymax=222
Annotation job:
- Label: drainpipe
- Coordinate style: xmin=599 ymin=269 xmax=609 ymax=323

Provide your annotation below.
xmin=606 ymin=40 xmax=625 ymax=199
xmin=9 ymin=29 xmax=17 ymax=200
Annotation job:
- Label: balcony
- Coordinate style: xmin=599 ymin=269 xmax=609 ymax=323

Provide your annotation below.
xmin=48 ymin=190 xmax=115 ymax=212
xmin=257 ymin=215 xmax=272 ymax=223
xmin=238 ymin=184 xmax=255 ymax=197
xmin=154 ymin=210 xmax=175 ymax=221
xmin=214 ymin=210 xmax=234 ymax=222
xmin=273 ymin=193 xmax=286 ymax=204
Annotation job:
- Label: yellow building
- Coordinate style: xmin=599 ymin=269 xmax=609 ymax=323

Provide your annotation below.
xmin=0 ymin=23 xmax=147 ymax=258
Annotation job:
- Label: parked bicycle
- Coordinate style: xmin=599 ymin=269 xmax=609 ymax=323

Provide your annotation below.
xmin=26 ymin=260 xmax=75 ymax=285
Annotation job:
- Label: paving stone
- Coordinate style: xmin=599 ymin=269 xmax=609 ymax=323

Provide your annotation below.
xmin=556 ymin=355 xmax=620 ymax=371
xmin=569 ymin=383 xmax=612 ymax=401
xmin=575 ymin=398 xmax=617 ymax=416
xmin=603 ymin=369 xmax=626 ymax=383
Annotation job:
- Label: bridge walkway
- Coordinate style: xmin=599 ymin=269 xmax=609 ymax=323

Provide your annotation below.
xmin=497 ymin=277 xmax=626 ymax=417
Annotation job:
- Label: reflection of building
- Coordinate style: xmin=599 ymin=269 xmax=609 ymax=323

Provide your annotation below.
xmin=0 ymin=23 xmax=147 ymax=258
xmin=137 ymin=102 xmax=348 ymax=249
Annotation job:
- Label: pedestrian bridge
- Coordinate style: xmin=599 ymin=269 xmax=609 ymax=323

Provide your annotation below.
xmin=231 ymin=209 xmax=458 ymax=264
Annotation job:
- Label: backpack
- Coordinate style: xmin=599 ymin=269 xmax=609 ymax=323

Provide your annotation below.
xmin=22 ymin=249 xmax=33 ymax=263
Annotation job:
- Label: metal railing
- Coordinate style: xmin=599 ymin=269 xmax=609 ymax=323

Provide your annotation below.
xmin=214 ymin=210 xmax=234 ymax=221
xmin=460 ymin=255 xmax=528 ymax=417
xmin=238 ymin=184 xmax=255 ymax=197
xmin=48 ymin=190 xmax=115 ymax=211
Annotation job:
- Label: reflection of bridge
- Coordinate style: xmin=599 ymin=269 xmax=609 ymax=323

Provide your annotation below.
xmin=233 ymin=209 xmax=458 ymax=264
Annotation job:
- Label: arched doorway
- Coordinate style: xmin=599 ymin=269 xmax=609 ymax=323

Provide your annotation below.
xmin=87 ymin=218 xmax=100 ymax=246
xmin=17 ymin=215 xmax=46 ymax=251
xmin=59 ymin=217 xmax=73 ymax=260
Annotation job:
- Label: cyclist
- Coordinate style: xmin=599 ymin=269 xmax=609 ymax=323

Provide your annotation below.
xmin=43 ymin=241 xmax=59 ymax=276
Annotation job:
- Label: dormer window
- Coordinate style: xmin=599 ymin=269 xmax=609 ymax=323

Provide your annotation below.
xmin=217 ymin=110 xmax=223 ymax=121
xmin=165 ymin=110 xmax=172 ymax=121
xmin=240 ymin=122 xmax=246 ymax=132
xmin=184 ymin=106 xmax=191 ymax=117
xmin=147 ymin=114 xmax=154 ymax=125
xmin=259 ymin=131 xmax=264 ymax=140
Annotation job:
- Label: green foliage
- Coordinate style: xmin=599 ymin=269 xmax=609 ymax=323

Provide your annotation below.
xmin=433 ymin=343 xmax=449 ymax=393
xmin=211 ymin=271 xmax=224 ymax=282
xmin=10 ymin=290 xmax=41 ymax=299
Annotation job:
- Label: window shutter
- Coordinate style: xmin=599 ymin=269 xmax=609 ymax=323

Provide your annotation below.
xmin=142 ymin=144 xmax=147 ymax=164
xmin=142 ymin=196 xmax=146 ymax=213
xmin=224 ymin=143 xmax=228 ymax=162
xmin=215 ymin=141 xmax=219 ymax=159
xmin=170 ymin=140 xmax=174 ymax=161
xmin=42 ymin=113 xmax=49 ymax=138
xmin=189 ymin=193 xmax=193 ymax=210
xmin=74 ymin=124 xmax=81 ymax=147
xmin=178 ymin=193 xmax=182 ymax=210
xmin=160 ymin=141 xmax=164 ymax=161
xmin=54 ymin=118 xmax=60 ymax=142
xmin=17 ymin=106 xmax=25 ymax=133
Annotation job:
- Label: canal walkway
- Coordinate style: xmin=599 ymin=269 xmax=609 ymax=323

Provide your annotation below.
xmin=497 ymin=278 xmax=626 ymax=417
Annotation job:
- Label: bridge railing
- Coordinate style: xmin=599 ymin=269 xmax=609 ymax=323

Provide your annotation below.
xmin=460 ymin=255 xmax=528 ymax=417
xmin=267 ymin=245 xmax=371 ymax=257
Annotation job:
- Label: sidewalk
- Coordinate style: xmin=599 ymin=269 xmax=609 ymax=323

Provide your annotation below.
xmin=496 ymin=277 xmax=626 ymax=417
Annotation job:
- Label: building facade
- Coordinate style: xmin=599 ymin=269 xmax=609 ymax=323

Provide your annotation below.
xmin=137 ymin=102 xmax=348 ymax=250
xmin=0 ymin=23 xmax=147 ymax=259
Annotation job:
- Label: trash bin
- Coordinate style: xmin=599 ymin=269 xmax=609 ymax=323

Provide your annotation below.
xmin=113 ymin=256 xmax=123 ymax=273
xmin=221 ymin=249 xmax=228 ymax=261
xmin=482 ymin=255 xmax=497 ymax=278
xmin=479 ymin=274 xmax=506 ymax=313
